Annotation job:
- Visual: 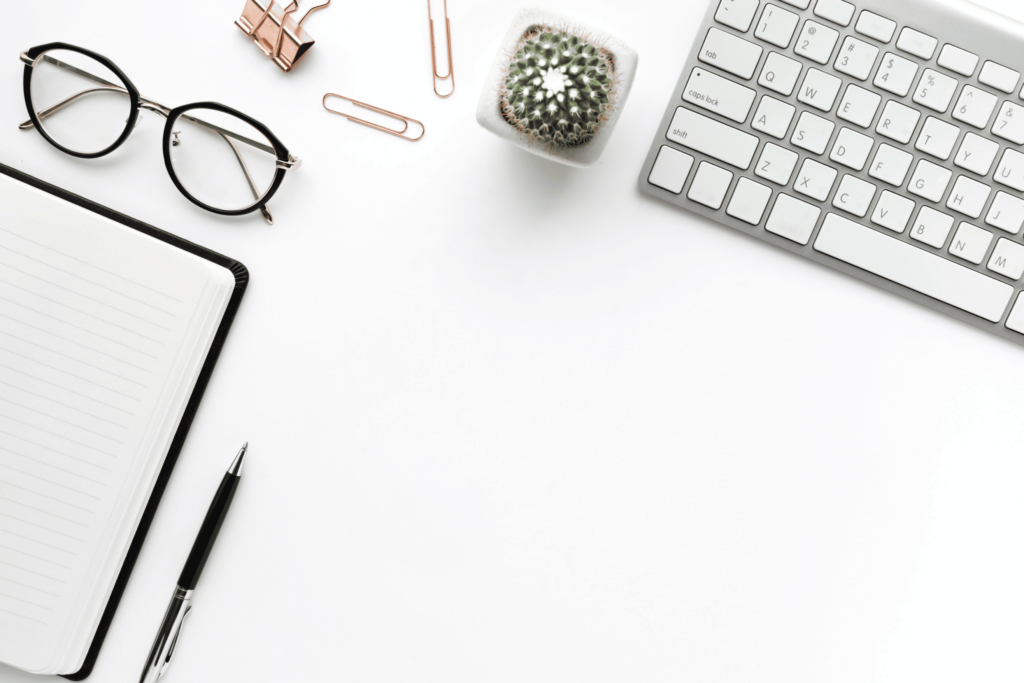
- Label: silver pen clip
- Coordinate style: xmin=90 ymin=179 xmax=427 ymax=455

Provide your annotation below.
xmin=140 ymin=586 xmax=193 ymax=683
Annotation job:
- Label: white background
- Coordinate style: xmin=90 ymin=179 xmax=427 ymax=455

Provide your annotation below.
xmin=3 ymin=0 xmax=1024 ymax=681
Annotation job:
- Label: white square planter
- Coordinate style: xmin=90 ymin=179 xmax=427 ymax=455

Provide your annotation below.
xmin=476 ymin=6 xmax=639 ymax=168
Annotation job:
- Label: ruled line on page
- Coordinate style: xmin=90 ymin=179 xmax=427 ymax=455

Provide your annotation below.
xmin=0 ymin=559 xmax=67 ymax=584
xmin=0 ymin=278 xmax=169 ymax=340
xmin=0 ymin=543 xmax=73 ymax=570
xmin=0 ymin=258 xmax=178 ymax=325
xmin=0 ymin=380 xmax=128 ymax=430
xmin=0 ymin=453 xmax=104 ymax=493
xmin=0 ymin=427 xmax=114 ymax=471
xmin=0 ymin=574 xmax=60 ymax=597
xmin=0 ymin=496 xmax=90 ymax=528
xmin=0 ymin=305 xmax=157 ymax=368
xmin=0 ymin=479 xmax=95 ymax=513
xmin=0 ymin=511 xmax=83 ymax=542
xmin=0 ymin=590 xmax=57 ymax=611
xmin=0 ymin=243 xmax=178 ymax=316
xmin=0 ymin=606 xmax=49 ymax=625
xmin=0 ymin=226 xmax=183 ymax=302
xmin=0 ymin=526 xmax=77 ymax=555
xmin=0 ymin=329 xmax=147 ymax=388
xmin=0 ymin=363 xmax=136 ymax=416
xmin=0 ymin=347 xmax=142 ymax=402
xmin=0 ymin=400 xmax=124 ymax=446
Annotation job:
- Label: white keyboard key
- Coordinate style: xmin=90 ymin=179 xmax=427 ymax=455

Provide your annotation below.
xmin=896 ymin=28 xmax=937 ymax=60
xmin=835 ymin=37 xmax=879 ymax=81
xmin=814 ymin=0 xmax=854 ymax=26
xmin=795 ymin=20 xmax=840 ymax=64
xmin=700 ymin=28 xmax=764 ymax=80
xmin=830 ymin=127 xmax=874 ymax=171
xmin=869 ymin=144 xmax=914 ymax=186
xmin=954 ymin=133 xmax=999 ymax=176
xmin=798 ymin=68 xmax=842 ymax=111
xmin=794 ymin=158 xmax=838 ymax=201
xmin=949 ymin=222 xmax=994 ymax=264
xmin=945 ymin=176 xmax=991 ymax=219
xmin=755 ymin=143 xmax=799 ymax=185
xmin=716 ymin=0 xmax=761 ymax=32
xmin=683 ymin=68 xmax=757 ymax=123
xmin=1008 ymin=294 xmax=1024 ymax=332
xmin=913 ymin=69 xmax=958 ymax=113
xmin=778 ymin=0 xmax=810 ymax=7
xmin=952 ymin=86 xmax=999 ymax=128
xmin=791 ymin=111 xmax=836 ymax=154
xmin=837 ymin=84 xmax=881 ymax=128
xmin=855 ymin=11 xmax=896 ymax=43
xmin=874 ymin=53 xmax=919 ymax=97
xmin=979 ymin=61 xmax=1019 ymax=94
xmin=995 ymin=149 xmax=1024 ymax=191
xmin=988 ymin=239 xmax=1024 ymax=280
xmin=986 ymin=192 xmax=1024 ymax=234
xmin=876 ymin=100 xmax=921 ymax=144
xmin=908 ymin=160 xmax=953 ymax=203
xmin=815 ymin=213 xmax=1012 ymax=323
xmin=832 ymin=175 xmax=877 ymax=217
xmin=648 ymin=146 xmax=695 ymax=194
xmin=759 ymin=52 xmax=803 ymax=96
xmin=911 ymin=207 xmax=955 ymax=248
xmin=872 ymin=191 xmax=916 ymax=233
xmin=727 ymin=177 xmax=774 ymax=224
xmin=766 ymin=194 xmax=822 ymax=245
xmin=993 ymin=101 xmax=1024 ymax=145
xmin=938 ymin=45 xmax=979 ymax=77
xmin=751 ymin=95 xmax=796 ymax=138
xmin=755 ymin=4 xmax=800 ymax=48
xmin=666 ymin=107 xmax=760 ymax=169
xmin=915 ymin=117 xmax=960 ymax=161
xmin=688 ymin=161 xmax=735 ymax=209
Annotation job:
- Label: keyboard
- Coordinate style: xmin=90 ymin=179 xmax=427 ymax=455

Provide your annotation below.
xmin=639 ymin=0 xmax=1024 ymax=346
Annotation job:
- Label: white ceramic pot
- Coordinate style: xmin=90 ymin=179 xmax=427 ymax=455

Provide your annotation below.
xmin=476 ymin=6 xmax=639 ymax=168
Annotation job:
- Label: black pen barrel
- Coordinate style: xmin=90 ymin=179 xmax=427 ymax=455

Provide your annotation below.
xmin=177 ymin=472 xmax=240 ymax=590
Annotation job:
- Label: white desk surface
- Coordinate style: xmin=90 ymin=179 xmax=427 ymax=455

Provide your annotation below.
xmin=3 ymin=1 xmax=1024 ymax=681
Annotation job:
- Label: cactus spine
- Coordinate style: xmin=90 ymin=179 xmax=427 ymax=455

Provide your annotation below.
xmin=500 ymin=25 xmax=617 ymax=149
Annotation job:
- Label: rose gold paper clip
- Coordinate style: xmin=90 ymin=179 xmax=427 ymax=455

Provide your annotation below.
xmin=428 ymin=0 xmax=454 ymax=97
xmin=236 ymin=0 xmax=331 ymax=73
xmin=322 ymin=94 xmax=425 ymax=142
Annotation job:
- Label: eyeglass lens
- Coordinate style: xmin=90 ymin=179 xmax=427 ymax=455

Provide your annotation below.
xmin=29 ymin=49 xmax=132 ymax=155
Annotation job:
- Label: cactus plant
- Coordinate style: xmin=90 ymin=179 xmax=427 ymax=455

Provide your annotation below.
xmin=477 ymin=7 xmax=638 ymax=167
xmin=500 ymin=26 xmax=617 ymax=150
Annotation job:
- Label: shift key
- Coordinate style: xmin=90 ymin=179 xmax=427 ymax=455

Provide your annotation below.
xmin=683 ymin=68 xmax=757 ymax=123
xmin=666 ymin=107 xmax=760 ymax=170
xmin=699 ymin=28 xmax=764 ymax=80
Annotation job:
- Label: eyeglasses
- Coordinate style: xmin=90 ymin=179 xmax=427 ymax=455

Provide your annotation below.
xmin=18 ymin=42 xmax=301 ymax=225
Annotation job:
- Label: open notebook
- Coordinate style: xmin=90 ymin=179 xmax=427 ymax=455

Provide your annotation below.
xmin=0 ymin=166 xmax=246 ymax=678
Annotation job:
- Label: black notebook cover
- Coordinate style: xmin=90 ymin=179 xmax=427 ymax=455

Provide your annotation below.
xmin=0 ymin=162 xmax=249 ymax=680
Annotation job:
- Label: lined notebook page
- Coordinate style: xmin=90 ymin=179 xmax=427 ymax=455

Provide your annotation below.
xmin=0 ymin=174 xmax=234 ymax=674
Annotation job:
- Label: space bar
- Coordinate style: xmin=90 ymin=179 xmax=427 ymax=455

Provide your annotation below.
xmin=814 ymin=214 xmax=1013 ymax=323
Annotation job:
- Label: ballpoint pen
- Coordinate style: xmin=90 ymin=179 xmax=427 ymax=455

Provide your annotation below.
xmin=140 ymin=443 xmax=248 ymax=683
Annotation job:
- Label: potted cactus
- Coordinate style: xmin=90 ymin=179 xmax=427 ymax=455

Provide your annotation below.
xmin=476 ymin=6 xmax=639 ymax=168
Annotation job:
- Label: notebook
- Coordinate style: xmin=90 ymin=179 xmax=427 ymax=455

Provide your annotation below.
xmin=0 ymin=164 xmax=247 ymax=679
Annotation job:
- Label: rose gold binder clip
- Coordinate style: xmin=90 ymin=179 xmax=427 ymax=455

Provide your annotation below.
xmin=428 ymin=0 xmax=455 ymax=97
xmin=235 ymin=0 xmax=331 ymax=73
xmin=323 ymin=94 xmax=425 ymax=142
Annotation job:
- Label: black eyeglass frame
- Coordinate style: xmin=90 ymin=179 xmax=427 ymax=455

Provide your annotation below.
xmin=19 ymin=42 xmax=298 ymax=224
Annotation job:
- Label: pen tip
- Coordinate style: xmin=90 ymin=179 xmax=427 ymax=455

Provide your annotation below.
xmin=228 ymin=443 xmax=247 ymax=477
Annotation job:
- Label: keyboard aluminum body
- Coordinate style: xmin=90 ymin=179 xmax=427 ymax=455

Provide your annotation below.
xmin=638 ymin=0 xmax=1024 ymax=347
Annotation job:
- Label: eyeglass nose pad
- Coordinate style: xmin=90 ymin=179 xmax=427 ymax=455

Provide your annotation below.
xmin=130 ymin=112 xmax=143 ymax=130
xmin=171 ymin=131 xmax=182 ymax=147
